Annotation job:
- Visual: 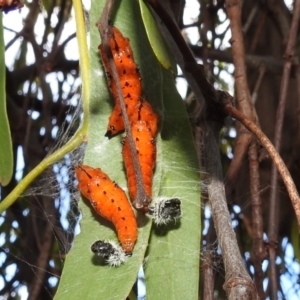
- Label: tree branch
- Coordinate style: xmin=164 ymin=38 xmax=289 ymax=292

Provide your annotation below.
xmin=146 ymin=1 xmax=258 ymax=298
xmin=202 ymin=119 xmax=258 ymax=300
xmin=224 ymin=0 xmax=256 ymax=193
xmin=267 ymin=1 xmax=300 ymax=297
xmin=222 ymin=101 xmax=300 ymax=231
xmin=248 ymin=141 xmax=266 ymax=299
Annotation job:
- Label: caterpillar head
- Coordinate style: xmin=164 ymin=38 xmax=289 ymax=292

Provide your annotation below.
xmin=91 ymin=240 xmax=128 ymax=267
xmin=147 ymin=197 xmax=182 ymax=225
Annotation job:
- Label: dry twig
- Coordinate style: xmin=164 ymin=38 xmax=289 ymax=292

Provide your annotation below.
xmin=145 ymin=1 xmax=259 ymax=298
xmin=267 ymin=1 xmax=300 ymax=297
xmin=225 ymin=0 xmax=266 ymax=296
xmin=223 ymin=103 xmax=300 ymax=231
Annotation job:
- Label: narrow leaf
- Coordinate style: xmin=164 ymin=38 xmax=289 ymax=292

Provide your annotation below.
xmin=145 ymin=67 xmax=201 ymax=299
xmin=0 ymin=14 xmax=13 ymax=186
xmin=56 ymin=0 xmax=160 ymax=298
xmin=56 ymin=1 xmax=200 ymax=299
xmin=139 ymin=0 xmax=177 ymax=73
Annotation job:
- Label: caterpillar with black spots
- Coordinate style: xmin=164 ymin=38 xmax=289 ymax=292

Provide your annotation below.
xmin=122 ymin=120 xmax=156 ymax=202
xmin=75 ymin=165 xmax=137 ymax=254
xmin=99 ymin=26 xmax=144 ymax=138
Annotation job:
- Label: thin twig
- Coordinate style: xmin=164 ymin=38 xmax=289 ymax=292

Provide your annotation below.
xmin=248 ymin=141 xmax=266 ymax=299
xmin=242 ymin=4 xmax=258 ymax=33
xmin=202 ymin=250 xmax=216 ymax=300
xmin=223 ymin=103 xmax=300 ymax=230
xmin=269 ymin=0 xmax=300 ymax=236
xmin=189 ymin=46 xmax=294 ymax=76
xmin=225 ymin=0 xmax=254 ymax=119
xmin=268 ymin=1 xmax=300 ymax=297
xmin=224 ymin=0 xmax=256 ymax=193
xmin=201 ymin=217 xmax=218 ymax=300
xmin=251 ymin=66 xmax=266 ymax=105
xmin=96 ymin=0 xmax=151 ymax=211
xmin=28 ymin=198 xmax=54 ymax=300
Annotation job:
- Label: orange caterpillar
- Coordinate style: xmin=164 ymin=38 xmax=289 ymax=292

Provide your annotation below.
xmin=99 ymin=27 xmax=142 ymax=138
xmin=100 ymin=26 xmax=159 ymax=211
xmin=135 ymin=100 xmax=158 ymax=136
xmin=122 ymin=120 xmax=156 ymax=201
xmin=106 ymin=98 xmax=159 ymax=138
xmin=75 ymin=165 xmax=137 ymax=254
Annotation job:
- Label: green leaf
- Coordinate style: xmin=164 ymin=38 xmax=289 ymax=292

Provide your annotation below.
xmin=55 ymin=0 xmax=200 ymax=299
xmin=55 ymin=1 xmax=154 ymax=298
xmin=145 ymin=67 xmax=201 ymax=299
xmin=139 ymin=0 xmax=177 ymax=73
xmin=0 ymin=14 xmax=13 ymax=187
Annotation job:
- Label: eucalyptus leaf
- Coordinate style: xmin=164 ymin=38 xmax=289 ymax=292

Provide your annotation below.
xmin=139 ymin=0 xmax=177 ymax=73
xmin=56 ymin=1 xmax=156 ymax=298
xmin=145 ymin=67 xmax=201 ymax=299
xmin=0 ymin=14 xmax=13 ymax=187
xmin=55 ymin=0 xmax=200 ymax=299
